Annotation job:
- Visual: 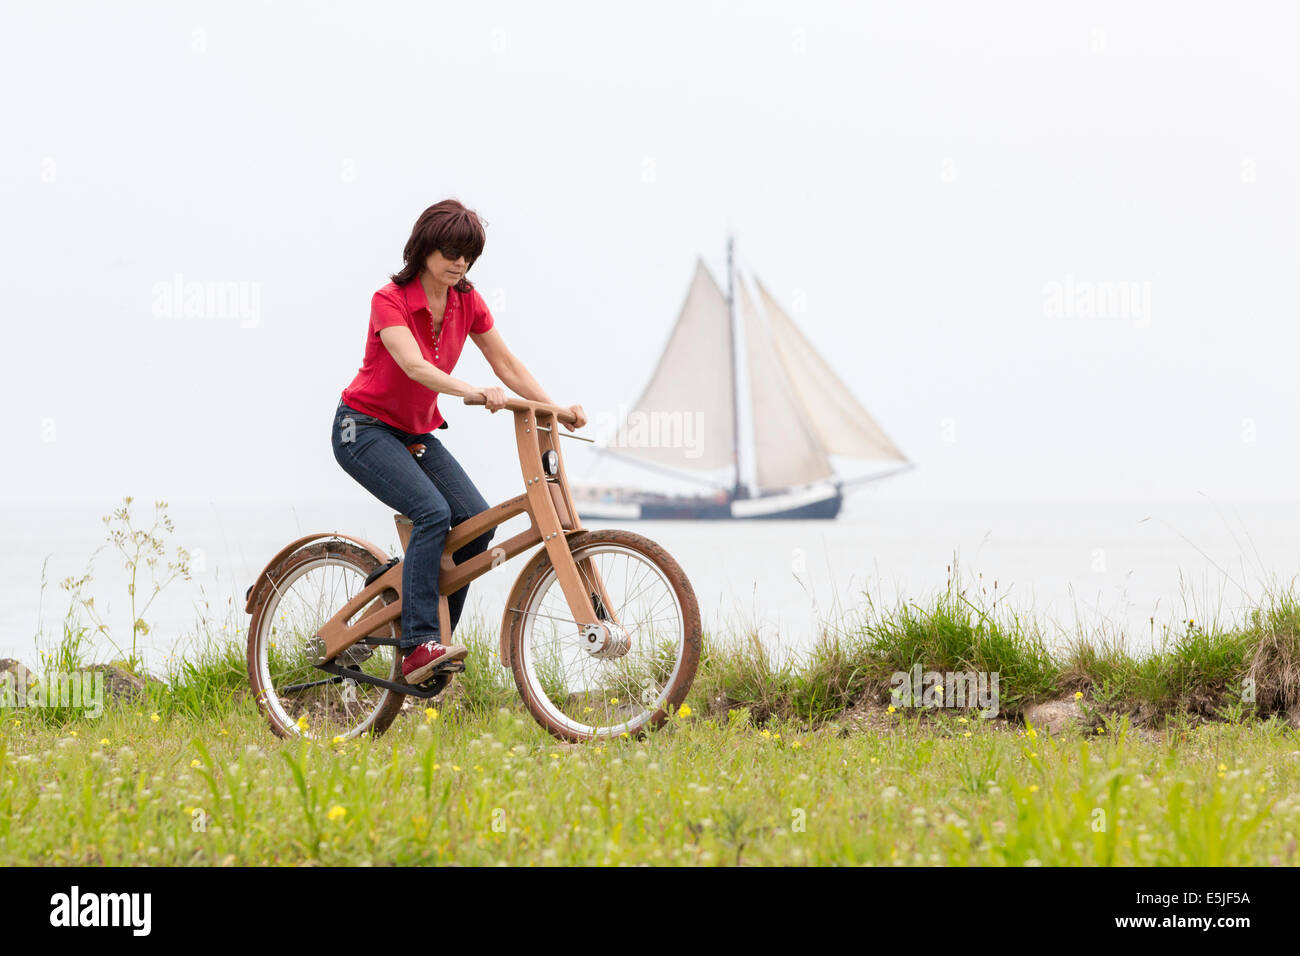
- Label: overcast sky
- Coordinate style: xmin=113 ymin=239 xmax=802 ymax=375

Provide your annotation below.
xmin=4 ymin=0 xmax=1298 ymax=511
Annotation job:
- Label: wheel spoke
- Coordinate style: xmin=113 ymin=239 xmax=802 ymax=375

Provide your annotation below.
xmin=253 ymin=549 xmax=403 ymax=740
xmin=515 ymin=541 xmax=692 ymax=739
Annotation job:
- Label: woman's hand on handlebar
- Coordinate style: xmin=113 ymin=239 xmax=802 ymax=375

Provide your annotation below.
xmin=475 ymin=385 xmax=509 ymax=412
xmin=564 ymin=404 xmax=587 ymax=431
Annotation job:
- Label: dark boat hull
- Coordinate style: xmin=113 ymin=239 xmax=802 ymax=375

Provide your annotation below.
xmin=577 ymin=488 xmax=844 ymax=521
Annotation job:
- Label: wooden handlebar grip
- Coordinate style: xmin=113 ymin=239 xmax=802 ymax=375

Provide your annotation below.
xmin=463 ymin=393 xmax=577 ymax=425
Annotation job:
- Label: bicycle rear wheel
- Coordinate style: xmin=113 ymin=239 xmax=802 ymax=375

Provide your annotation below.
xmin=505 ymin=529 xmax=701 ymax=742
xmin=246 ymin=539 xmax=407 ymax=739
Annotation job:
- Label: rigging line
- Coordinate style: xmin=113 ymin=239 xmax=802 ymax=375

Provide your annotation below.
xmin=835 ymin=462 xmax=916 ymax=489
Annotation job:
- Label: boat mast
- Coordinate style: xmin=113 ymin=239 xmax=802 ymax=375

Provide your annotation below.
xmin=726 ymin=234 xmax=744 ymax=501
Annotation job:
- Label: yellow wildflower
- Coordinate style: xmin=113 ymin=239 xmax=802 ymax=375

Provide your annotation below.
xmin=296 ymin=715 xmax=309 ymax=732
xmin=327 ymin=805 xmax=347 ymax=822
xmin=677 ymin=703 xmax=692 ymax=718
xmin=1073 ymin=691 xmax=1084 ymax=700
xmin=149 ymin=713 xmax=160 ymax=723
xmin=424 ymin=707 xmax=439 ymax=723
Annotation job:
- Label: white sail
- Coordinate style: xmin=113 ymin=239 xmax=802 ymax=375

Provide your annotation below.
xmin=756 ymin=278 xmax=907 ymax=463
xmin=585 ymin=240 xmax=910 ymax=511
xmin=604 ymin=258 xmax=737 ymax=477
xmin=737 ymin=272 xmax=836 ymax=491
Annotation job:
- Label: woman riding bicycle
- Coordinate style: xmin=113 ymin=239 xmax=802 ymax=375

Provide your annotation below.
xmin=332 ymin=198 xmax=587 ymax=686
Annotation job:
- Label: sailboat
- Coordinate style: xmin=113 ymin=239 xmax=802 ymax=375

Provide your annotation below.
xmin=571 ymin=237 xmax=911 ymax=520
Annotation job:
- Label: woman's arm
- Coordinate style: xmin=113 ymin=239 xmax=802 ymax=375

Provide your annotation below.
xmin=379 ymin=326 xmax=507 ymax=410
xmin=470 ymin=327 xmax=588 ymax=430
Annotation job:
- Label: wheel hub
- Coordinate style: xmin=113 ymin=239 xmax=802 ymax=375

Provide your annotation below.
xmin=581 ymin=621 xmax=632 ymax=660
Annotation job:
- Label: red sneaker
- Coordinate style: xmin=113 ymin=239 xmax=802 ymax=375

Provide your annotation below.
xmin=401 ymin=640 xmax=468 ymax=685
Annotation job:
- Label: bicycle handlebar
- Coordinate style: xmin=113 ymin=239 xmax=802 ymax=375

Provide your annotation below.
xmin=463 ymin=393 xmax=579 ymax=425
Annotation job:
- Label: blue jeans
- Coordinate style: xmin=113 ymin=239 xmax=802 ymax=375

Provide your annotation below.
xmin=330 ymin=399 xmax=495 ymax=649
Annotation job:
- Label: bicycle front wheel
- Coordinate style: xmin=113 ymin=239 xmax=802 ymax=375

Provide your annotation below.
xmin=505 ymin=529 xmax=701 ymax=741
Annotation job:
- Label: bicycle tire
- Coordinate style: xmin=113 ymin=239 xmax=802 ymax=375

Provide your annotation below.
xmin=246 ymin=539 xmax=407 ymax=739
xmin=505 ymin=529 xmax=702 ymax=742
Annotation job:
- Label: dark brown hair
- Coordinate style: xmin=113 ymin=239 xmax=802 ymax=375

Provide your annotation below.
xmin=390 ymin=198 xmax=487 ymax=292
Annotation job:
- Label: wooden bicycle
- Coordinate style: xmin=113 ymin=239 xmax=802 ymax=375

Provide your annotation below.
xmin=244 ymin=395 xmax=701 ymax=742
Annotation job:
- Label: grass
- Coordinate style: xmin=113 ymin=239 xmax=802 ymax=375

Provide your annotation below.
xmin=21 ymin=566 xmax=1300 ymax=732
xmin=3 ymin=589 xmax=1299 ymax=865
xmin=2 ymin=695 xmax=1297 ymax=866
xmin=5 ymin=503 xmax=1300 ymax=865
xmin=686 ymin=571 xmax=1300 ymax=728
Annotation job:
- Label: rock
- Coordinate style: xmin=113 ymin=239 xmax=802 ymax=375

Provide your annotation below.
xmin=84 ymin=664 xmax=153 ymax=705
xmin=0 ymin=659 xmax=37 ymax=704
xmin=0 ymin=659 xmax=36 ymax=689
xmin=1023 ymin=698 xmax=1087 ymax=735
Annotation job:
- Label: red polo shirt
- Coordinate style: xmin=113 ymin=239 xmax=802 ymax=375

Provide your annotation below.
xmin=340 ymin=278 xmax=494 ymax=434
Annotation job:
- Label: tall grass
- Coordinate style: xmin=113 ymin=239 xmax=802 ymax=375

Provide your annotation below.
xmin=12 ymin=581 xmax=1300 ymax=734
xmin=10 ymin=499 xmax=1300 ymax=734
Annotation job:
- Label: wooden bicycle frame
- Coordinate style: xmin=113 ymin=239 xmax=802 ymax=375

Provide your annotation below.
xmin=310 ymin=397 xmax=619 ymax=669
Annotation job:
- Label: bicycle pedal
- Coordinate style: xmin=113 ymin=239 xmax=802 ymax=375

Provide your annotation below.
xmin=414 ymin=665 xmax=461 ymax=691
xmin=431 ymin=660 xmax=465 ymax=673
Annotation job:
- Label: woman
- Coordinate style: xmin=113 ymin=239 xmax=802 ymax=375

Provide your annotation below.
xmin=332 ymin=199 xmax=587 ymax=686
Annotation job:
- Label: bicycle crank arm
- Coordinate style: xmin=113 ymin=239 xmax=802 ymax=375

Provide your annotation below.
xmin=280 ymin=675 xmax=345 ymax=694
xmin=314 ymin=659 xmax=462 ymax=699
